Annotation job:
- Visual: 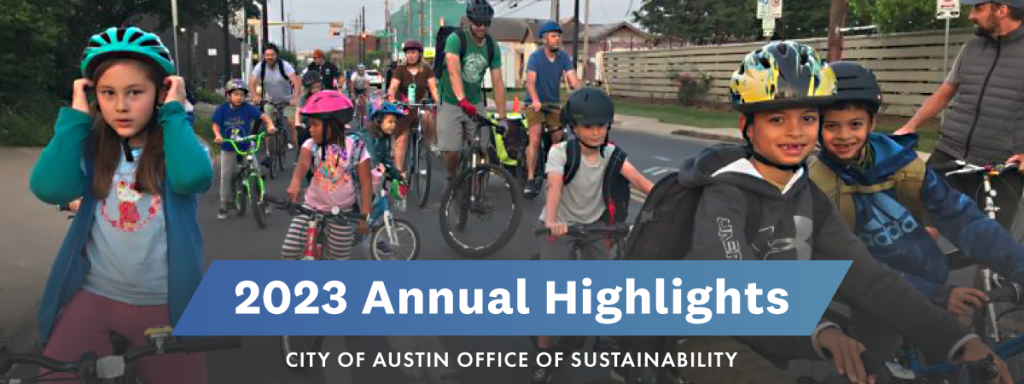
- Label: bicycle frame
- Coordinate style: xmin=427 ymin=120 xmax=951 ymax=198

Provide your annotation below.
xmin=897 ymin=159 xmax=1022 ymax=382
xmin=946 ymin=161 xmax=1018 ymax=343
xmin=223 ymin=132 xmax=267 ymax=199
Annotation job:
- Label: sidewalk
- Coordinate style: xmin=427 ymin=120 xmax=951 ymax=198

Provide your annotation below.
xmin=615 ymin=114 xmax=933 ymax=162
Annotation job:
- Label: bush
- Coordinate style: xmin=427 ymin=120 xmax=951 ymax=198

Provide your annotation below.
xmin=671 ymin=72 xmax=712 ymax=106
xmin=195 ymin=88 xmax=227 ymax=105
xmin=192 ymin=112 xmax=218 ymax=152
xmin=0 ymin=96 xmax=63 ymax=146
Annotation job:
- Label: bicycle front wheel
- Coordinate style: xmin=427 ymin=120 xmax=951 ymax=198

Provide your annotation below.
xmin=266 ymin=138 xmax=278 ymax=180
xmin=281 ymin=335 xmax=324 ymax=371
xmin=250 ymin=175 xmax=267 ymax=229
xmin=234 ymin=174 xmax=248 ymax=217
xmin=370 ymin=218 xmax=420 ymax=260
xmin=439 ymin=163 xmax=523 ymax=258
xmin=275 ymin=131 xmax=288 ymax=172
xmin=413 ymin=137 xmax=432 ymax=208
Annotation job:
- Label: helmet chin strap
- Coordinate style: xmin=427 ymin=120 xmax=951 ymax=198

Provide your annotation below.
xmin=122 ymin=138 xmax=135 ymax=162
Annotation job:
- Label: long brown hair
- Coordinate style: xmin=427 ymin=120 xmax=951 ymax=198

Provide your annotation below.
xmin=89 ymin=58 xmax=166 ymax=198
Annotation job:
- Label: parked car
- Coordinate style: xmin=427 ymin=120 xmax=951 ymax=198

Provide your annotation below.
xmin=366 ymin=70 xmax=383 ymax=88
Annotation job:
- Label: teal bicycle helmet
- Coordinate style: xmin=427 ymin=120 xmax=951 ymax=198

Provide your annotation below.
xmin=81 ymin=27 xmax=176 ymax=79
xmin=371 ymin=102 xmax=407 ymax=121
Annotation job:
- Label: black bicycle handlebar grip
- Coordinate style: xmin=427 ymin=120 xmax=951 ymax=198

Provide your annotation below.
xmin=985 ymin=284 xmax=1021 ymax=304
xmin=264 ymin=195 xmax=288 ymax=206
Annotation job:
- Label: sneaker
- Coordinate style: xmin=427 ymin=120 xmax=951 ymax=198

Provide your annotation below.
xmin=375 ymin=240 xmax=396 ymax=259
xmin=523 ymin=178 xmax=538 ymax=198
xmin=430 ymin=144 xmax=441 ymax=156
xmin=217 ymin=208 xmax=229 ymax=220
xmin=527 ymin=365 xmax=553 ymax=384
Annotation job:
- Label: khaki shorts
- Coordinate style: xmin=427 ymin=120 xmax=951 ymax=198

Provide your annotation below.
xmin=525 ymin=107 xmax=562 ymax=132
xmin=437 ymin=101 xmax=486 ymax=152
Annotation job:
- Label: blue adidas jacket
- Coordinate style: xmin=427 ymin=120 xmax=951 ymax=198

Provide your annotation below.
xmin=817 ymin=134 xmax=1024 ymax=306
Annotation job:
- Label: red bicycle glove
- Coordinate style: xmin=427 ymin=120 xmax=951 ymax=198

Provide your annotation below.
xmin=457 ymin=99 xmax=477 ymax=117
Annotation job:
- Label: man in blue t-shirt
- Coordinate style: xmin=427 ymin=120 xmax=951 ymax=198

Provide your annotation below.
xmin=212 ymin=79 xmax=277 ymax=220
xmin=523 ymin=20 xmax=580 ymax=198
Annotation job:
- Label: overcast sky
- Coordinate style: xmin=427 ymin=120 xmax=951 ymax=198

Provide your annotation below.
xmin=264 ymin=0 xmax=641 ymax=52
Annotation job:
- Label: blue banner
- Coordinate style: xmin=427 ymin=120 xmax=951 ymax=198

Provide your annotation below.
xmin=173 ymin=260 xmax=849 ymax=336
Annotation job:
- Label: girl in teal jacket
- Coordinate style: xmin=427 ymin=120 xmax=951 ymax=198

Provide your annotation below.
xmin=28 ymin=27 xmax=213 ymax=384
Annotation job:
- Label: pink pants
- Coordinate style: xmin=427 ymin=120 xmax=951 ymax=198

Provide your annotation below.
xmin=42 ymin=289 xmax=208 ymax=384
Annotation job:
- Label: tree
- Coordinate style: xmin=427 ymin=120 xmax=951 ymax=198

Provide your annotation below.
xmin=849 ymin=0 xmax=971 ymax=33
xmin=632 ymin=0 xmax=758 ymax=44
xmin=0 ymin=0 xmax=68 ymax=104
xmin=632 ymin=0 xmax=833 ymax=45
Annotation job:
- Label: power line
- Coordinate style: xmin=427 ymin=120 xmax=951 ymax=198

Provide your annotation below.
xmin=496 ymin=0 xmax=547 ymax=18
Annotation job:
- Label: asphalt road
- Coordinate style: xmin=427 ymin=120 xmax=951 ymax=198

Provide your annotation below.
xmin=200 ymin=126 xmax=717 ymax=384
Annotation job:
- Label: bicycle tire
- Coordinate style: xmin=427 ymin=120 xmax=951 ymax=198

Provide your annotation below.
xmin=439 ymin=163 xmax=523 ymax=258
xmin=370 ymin=218 xmax=420 ymax=260
xmin=251 ymin=175 xmax=267 ymax=229
xmin=281 ymin=335 xmax=324 ymax=372
xmin=234 ymin=174 xmax=248 ymax=217
xmin=414 ymin=139 xmax=432 ymax=208
xmin=275 ymin=131 xmax=288 ymax=173
xmin=266 ymin=140 xmax=278 ymax=180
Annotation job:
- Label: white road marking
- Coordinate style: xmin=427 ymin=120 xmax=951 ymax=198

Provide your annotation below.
xmin=655 ymin=156 xmax=671 ymax=162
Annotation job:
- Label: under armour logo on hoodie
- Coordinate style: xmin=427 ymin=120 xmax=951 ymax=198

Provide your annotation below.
xmin=716 ymin=217 xmax=743 ymax=260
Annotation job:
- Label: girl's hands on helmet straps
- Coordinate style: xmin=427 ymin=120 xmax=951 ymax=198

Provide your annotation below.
xmin=72 ymin=78 xmax=94 ymax=114
xmin=163 ymin=76 xmax=186 ymax=105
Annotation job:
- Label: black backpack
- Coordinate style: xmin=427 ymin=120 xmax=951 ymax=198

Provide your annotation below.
xmin=614 ymin=161 xmax=830 ymax=353
xmin=434 ymin=26 xmax=496 ymax=106
xmin=561 ymin=139 xmax=630 ymax=224
xmin=258 ymin=59 xmax=288 ymax=100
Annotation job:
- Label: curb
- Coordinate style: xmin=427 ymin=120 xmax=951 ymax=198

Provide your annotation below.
xmin=670 ymin=128 xmax=745 ymax=145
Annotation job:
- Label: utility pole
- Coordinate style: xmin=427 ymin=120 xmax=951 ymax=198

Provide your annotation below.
xmin=361 ymin=7 xmax=366 ymax=64
xmin=827 ymin=0 xmax=847 ymax=62
xmin=407 ymin=0 xmax=413 ymax=45
xmin=582 ymin=0 xmax=590 ymax=82
xmin=551 ymin=0 xmax=559 ymax=22
xmin=419 ymin=0 xmax=426 ymax=43
xmin=261 ymin=0 xmax=269 ymax=54
xmin=572 ymin=0 xmax=580 ymax=69
xmin=280 ymin=0 xmax=286 ymax=50
xmin=222 ymin=12 xmax=231 ymax=80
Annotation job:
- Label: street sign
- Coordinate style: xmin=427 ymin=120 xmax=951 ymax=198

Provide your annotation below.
xmin=937 ymin=0 xmax=960 ymax=19
xmin=762 ymin=17 xmax=776 ymax=37
xmin=757 ymin=0 xmax=782 ymax=20
xmin=770 ymin=0 xmax=783 ymax=18
xmin=208 ymin=48 xmax=217 ymax=56
xmin=232 ymin=54 xmax=240 ymax=65
xmin=229 ymin=8 xmax=245 ymax=39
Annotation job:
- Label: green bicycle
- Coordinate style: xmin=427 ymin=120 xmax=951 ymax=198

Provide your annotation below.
xmin=223 ymin=131 xmax=270 ymax=229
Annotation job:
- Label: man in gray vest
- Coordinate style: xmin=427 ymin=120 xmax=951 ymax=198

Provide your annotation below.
xmin=897 ymin=0 xmax=1024 ymax=230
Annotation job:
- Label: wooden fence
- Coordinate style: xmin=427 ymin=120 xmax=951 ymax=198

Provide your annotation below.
xmin=603 ymin=29 xmax=977 ymax=117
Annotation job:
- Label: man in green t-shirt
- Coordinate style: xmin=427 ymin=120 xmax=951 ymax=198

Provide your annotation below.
xmin=437 ymin=0 xmax=509 ymax=182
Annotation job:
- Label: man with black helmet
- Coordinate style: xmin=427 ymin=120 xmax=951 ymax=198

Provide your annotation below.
xmin=897 ymin=0 xmax=1024 ymax=232
xmin=527 ymin=87 xmax=653 ymax=384
xmin=437 ymin=0 xmax=509 ymax=182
